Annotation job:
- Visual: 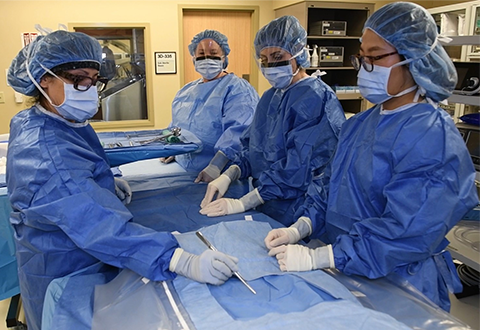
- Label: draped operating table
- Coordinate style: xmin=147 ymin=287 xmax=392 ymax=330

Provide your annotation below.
xmin=0 ymin=158 xmax=473 ymax=330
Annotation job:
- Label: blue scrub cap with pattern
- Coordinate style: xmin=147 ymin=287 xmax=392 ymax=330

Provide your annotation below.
xmin=188 ymin=29 xmax=230 ymax=69
xmin=8 ymin=30 xmax=102 ymax=96
xmin=254 ymin=16 xmax=310 ymax=68
xmin=364 ymin=2 xmax=457 ymax=102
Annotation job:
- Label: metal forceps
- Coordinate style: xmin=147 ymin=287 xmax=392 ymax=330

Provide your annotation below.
xmin=195 ymin=231 xmax=256 ymax=294
xmin=137 ymin=127 xmax=182 ymax=145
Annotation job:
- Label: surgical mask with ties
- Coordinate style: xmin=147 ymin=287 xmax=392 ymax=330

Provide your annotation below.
xmin=357 ymin=58 xmax=417 ymax=104
xmin=261 ymin=56 xmax=301 ymax=90
xmin=194 ymin=56 xmax=224 ymax=80
xmin=32 ymin=67 xmax=99 ymax=122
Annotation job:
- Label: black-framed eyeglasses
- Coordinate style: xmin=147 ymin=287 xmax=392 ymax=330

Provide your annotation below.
xmin=350 ymin=51 xmax=398 ymax=72
xmin=57 ymin=71 xmax=109 ymax=92
xmin=195 ymin=55 xmax=223 ymax=61
xmin=259 ymin=60 xmax=291 ymax=68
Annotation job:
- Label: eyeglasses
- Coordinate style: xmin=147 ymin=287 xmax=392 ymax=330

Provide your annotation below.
xmin=259 ymin=60 xmax=292 ymax=68
xmin=57 ymin=71 xmax=109 ymax=92
xmin=195 ymin=55 xmax=223 ymax=61
xmin=350 ymin=51 xmax=398 ymax=72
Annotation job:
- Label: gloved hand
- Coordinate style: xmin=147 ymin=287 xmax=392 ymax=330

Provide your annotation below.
xmin=195 ymin=151 xmax=229 ymax=183
xmin=200 ymin=165 xmax=241 ymax=208
xmin=264 ymin=217 xmax=313 ymax=250
xmin=160 ymin=156 xmax=175 ymax=164
xmin=268 ymin=244 xmax=334 ymax=272
xmin=169 ymin=248 xmax=239 ymax=285
xmin=200 ymin=188 xmax=264 ymax=217
xmin=200 ymin=198 xmax=245 ymax=217
xmin=114 ymin=177 xmax=132 ymax=205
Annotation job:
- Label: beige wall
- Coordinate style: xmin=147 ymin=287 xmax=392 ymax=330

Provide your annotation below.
xmin=0 ymin=0 xmax=473 ymax=133
xmin=0 ymin=0 xmax=275 ymax=134
xmin=272 ymin=0 xmax=473 ymax=9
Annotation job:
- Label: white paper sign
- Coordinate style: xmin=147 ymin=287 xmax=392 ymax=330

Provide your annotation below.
xmin=155 ymin=52 xmax=176 ymax=74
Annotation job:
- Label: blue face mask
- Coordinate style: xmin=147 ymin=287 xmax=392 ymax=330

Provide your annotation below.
xmin=195 ymin=58 xmax=224 ymax=80
xmin=357 ymin=58 xmax=417 ymax=104
xmin=53 ymin=83 xmax=99 ymax=122
xmin=261 ymin=63 xmax=300 ymax=90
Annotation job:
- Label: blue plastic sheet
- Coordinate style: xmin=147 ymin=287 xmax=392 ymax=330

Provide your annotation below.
xmin=39 ymin=180 xmax=472 ymax=330
xmin=169 ymin=221 xmax=412 ymax=330
xmin=96 ymin=129 xmax=201 ymax=167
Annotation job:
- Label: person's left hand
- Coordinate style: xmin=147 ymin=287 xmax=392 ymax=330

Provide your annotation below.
xmin=160 ymin=156 xmax=175 ymax=164
xmin=114 ymin=177 xmax=132 ymax=205
xmin=199 ymin=198 xmax=245 ymax=217
xmin=268 ymin=244 xmax=332 ymax=272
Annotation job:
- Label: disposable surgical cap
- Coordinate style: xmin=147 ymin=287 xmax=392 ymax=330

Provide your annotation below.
xmin=8 ymin=30 xmax=102 ymax=96
xmin=364 ymin=2 xmax=457 ymax=102
xmin=188 ymin=30 xmax=230 ymax=69
xmin=254 ymin=16 xmax=310 ymax=68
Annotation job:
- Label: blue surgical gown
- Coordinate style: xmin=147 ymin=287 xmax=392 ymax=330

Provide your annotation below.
xmin=298 ymin=103 xmax=479 ymax=311
xmin=235 ymin=76 xmax=346 ymax=225
xmin=6 ymin=105 xmax=179 ymax=330
xmin=171 ymin=73 xmax=258 ymax=172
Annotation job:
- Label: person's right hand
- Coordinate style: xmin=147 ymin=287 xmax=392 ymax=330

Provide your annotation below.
xmin=200 ymin=174 xmax=232 ymax=208
xmin=194 ymin=169 xmax=217 ymax=183
xmin=170 ymin=248 xmax=239 ymax=285
xmin=160 ymin=156 xmax=175 ymax=164
xmin=264 ymin=227 xmax=301 ymax=250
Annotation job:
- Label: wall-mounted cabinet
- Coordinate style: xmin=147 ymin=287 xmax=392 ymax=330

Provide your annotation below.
xmin=275 ymin=1 xmax=374 ymax=116
xmin=429 ymin=1 xmax=480 ymax=122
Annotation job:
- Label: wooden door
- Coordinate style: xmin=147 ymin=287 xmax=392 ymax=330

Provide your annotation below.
xmin=182 ymin=9 xmax=253 ymax=86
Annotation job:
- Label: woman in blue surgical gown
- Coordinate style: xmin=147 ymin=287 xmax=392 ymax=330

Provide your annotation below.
xmin=264 ymin=2 xmax=479 ymax=312
xmin=161 ymin=30 xmax=259 ymax=181
xmin=6 ymin=30 xmax=239 ymax=330
xmin=199 ymin=16 xmax=346 ymax=226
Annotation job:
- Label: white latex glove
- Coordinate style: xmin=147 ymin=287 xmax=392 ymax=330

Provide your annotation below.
xmin=114 ymin=177 xmax=132 ymax=205
xmin=200 ymin=174 xmax=232 ymax=208
xmin=264 ymin=228 xmax=301 ymax=250
xmin=264 ymin=217 xmax=313 ymax=250
xmin=268 ymin=244 xmax=334 ymax=272
xmin=199 ymin=198 xmax=245 ymax=217
xmin=169 ymin=248 xmax=239 ymax=285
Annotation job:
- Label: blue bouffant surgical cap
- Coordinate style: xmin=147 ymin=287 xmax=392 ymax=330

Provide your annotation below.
xmin=254 ymin=16 xmax=310 ymax=68
xmin=188 ymin=29 xmax=230 ymax=69
xmin=364 ymin=2 xmax=457 ymax=102
xmin=8 ymin=30 xmax=102 ymax=96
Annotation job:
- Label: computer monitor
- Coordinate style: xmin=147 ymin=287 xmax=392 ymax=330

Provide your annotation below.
xmin=457 ymin=123 xmax=480 ymax=171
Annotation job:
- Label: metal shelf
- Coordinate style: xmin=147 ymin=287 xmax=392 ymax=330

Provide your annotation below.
xmin=335 ymin=93 xmax=363 ymax=100
xmin=307 ymin=66 xmax=355 ymax=70
xmin=440 ymin=35 xmax=480 ymax=46
xmin=449 ymin=94 xmax=480 ymax=106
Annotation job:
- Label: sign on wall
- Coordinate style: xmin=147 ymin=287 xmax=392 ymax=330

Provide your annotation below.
xmin=155 ymin=52 xmax=177 ymax=74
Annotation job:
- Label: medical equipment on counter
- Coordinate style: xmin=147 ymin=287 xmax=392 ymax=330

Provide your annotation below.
xmin=319 ymin=46 xmax=344 ymax=67
xmin=196 ymin=231 xmax=256 ymax=294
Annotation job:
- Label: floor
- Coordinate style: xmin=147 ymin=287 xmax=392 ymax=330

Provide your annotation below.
xmin=0 ymin=293 xmax=478 ymax=329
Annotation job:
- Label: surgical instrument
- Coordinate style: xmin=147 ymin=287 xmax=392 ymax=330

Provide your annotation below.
xmin=138 ymin=127 xmax=181 ymax=145
xmin=195 ymin=231 xmax=256 ymax=294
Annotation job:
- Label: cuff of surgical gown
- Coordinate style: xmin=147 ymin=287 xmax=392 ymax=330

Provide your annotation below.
xmin=169 ymin=248 xmax=184 ymax=273
xmin=311 ymin=245 xmax=335 ymax=269
xmin=239 ymin=188 xmax=264 ymax=211
xmin=203 ymin=151 xmax=230 ymax=179
xmin=223 ymin=165 xmax=241 ymax=181
xmin=292 ymin=217 xmax=313 ymax=239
